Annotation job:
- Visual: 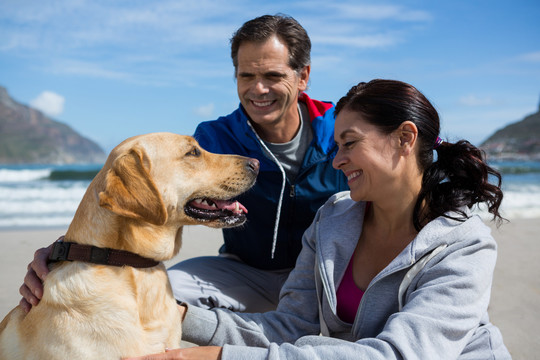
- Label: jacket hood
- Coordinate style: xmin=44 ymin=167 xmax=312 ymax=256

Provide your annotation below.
xmin=316 ymin=192 xmax=493 ymax=294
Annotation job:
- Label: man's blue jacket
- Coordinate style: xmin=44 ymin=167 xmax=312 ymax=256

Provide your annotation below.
xmin=194 ymin=93 xmax=348 ymax=270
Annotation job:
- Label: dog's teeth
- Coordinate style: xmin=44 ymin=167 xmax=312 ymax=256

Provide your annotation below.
xmin=202 ymin=199 xmax=217 ymax=208
xmin=235 ymin=202 xmax=240 ymax=213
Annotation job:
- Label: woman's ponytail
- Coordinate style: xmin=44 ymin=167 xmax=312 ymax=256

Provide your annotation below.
xmin=415 ymin=140 xmax=505 ymax=229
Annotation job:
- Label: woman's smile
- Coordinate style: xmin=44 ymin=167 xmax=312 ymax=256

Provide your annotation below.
xmin=346 ymin=170 xmax=363 ymax=184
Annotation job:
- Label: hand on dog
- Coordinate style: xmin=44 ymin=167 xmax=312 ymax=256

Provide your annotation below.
xmin=19 ymin=237 xmax=61 ymax=312
xmin=123 ymin=346 xmax=222 ymax=360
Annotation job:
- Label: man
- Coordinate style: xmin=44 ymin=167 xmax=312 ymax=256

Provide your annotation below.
xmin=20 ymin=15 xmax=348 ymax=313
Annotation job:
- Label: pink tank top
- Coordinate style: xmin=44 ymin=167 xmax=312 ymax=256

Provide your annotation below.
xmin=336 ymin=255 xmax=364 ymax=323
xmin=336 ymin=202 xmax=369 ymax=323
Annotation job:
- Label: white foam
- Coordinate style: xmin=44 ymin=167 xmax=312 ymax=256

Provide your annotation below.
xmin=0 ymin=174 xmax=87 ymax=228
xmin=0 ymin=200 xmax=81 ymax=214
xmin=0 ymin=216 xmax=74 ymax=228
xmin=0 ymin=184 xmax=87 ymax=201
xmin=0 ymin=168 xmax=52 ymax=182
xmin=474 ymin=184 xmax=540 ymax=220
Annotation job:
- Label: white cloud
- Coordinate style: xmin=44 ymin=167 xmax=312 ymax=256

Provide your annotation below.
xmin=516 ymin=51 xmax=540 ymax=63
xmin=327 ymin=3 xmax=432 ymax=22
xmin=193 ymin=103 xmax=215 ymax=118
xmin=458 ymin=95 xmax=497 ymax=107
xmin=0 ymin=1 xmax=237 ymax=53
xmin=48 ymin=59 xmax=132 ymax=80
xmin=313 ymin=33 xmax=399 ymax=48
xmin=30 ymin=91 xmax=65 ymax=117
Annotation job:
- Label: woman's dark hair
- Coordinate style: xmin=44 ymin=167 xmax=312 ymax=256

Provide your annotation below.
xmin=230 ymin=14 xmax=311 ymax=75
xmin=335 ymin=79 xmax=505 ymax=230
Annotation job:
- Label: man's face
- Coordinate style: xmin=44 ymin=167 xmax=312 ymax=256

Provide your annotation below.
xmin=236 ymin=36 xmax=309 ymax=141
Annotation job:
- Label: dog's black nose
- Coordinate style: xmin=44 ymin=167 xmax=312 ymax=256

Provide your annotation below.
xmin=247 ymin=158 xmax=260 ymax=174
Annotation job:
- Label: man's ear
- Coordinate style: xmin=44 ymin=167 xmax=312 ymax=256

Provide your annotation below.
xmin=297 ymin=65 xmax=310 ymax=92
xmin=99 ymin=147 xmax=167 ymax=225
xmin=397 ymin=121 xmax=418 ymax=155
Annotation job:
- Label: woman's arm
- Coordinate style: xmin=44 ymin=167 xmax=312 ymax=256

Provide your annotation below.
xmin=123 ymin=346 xmax=222 ymax=360
xmin=180 ymin=218 xmax=323 ymax=347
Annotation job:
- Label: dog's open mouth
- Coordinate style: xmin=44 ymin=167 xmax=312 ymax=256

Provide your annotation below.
xmin=184 ymin=198 xmax=248 ymax=226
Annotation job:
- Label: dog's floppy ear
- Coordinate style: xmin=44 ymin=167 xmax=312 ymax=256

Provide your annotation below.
xmin=99 ymin=147 xmax=168 ymax=225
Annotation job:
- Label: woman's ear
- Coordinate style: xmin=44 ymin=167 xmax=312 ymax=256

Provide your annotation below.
xmin=397 ymin=121 xmax=418 ymax=155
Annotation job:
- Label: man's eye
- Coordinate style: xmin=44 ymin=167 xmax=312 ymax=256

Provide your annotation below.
xmin=238 ymin=74 xmax=254 ymax=80
xmin=267 ymin=73 xmax=285 ymax=81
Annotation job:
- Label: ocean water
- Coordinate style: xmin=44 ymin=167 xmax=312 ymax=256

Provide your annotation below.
xmin=0 ymin=161 xmax=539 ymax=229
xmin=486 ymin=160 xmax=540 ymax=220
xmin=0 ymin=164 xmax=101 ymax=229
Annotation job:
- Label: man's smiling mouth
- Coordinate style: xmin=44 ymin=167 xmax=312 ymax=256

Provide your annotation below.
xmin=252 ymin=100 xmax=275 ymax=108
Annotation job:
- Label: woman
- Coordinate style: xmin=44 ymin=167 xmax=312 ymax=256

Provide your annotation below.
xmin=129 ymin=79 xmax=511 ymax=359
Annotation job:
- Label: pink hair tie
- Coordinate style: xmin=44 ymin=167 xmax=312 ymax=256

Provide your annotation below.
xmin=434 ymin=136 xmax=443 ymax=149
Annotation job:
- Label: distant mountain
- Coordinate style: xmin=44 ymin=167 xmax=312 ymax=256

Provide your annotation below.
xmin=0 ymin=86 xmax=106 ymax=164
xmin=481 ymin=99 xmax=540 ymax=161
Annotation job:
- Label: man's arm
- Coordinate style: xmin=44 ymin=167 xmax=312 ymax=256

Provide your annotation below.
xmin=18 ymin=237 xmax=62 ymax=312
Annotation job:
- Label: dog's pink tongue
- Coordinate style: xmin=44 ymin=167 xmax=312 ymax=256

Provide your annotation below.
xmin=214 ymin=199 xmax=248 ymax=214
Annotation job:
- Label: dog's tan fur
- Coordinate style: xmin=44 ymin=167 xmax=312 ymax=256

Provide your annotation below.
xmin=0 ymin=132 xmax=258 ymax=359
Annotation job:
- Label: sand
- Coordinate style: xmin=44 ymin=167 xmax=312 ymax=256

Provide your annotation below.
xmin=0 ymin=218 xmax=538 ymax=359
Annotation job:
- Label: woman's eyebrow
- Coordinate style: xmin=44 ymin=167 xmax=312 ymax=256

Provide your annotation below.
xmin=337 ymin=129 xmax=360 ymax=140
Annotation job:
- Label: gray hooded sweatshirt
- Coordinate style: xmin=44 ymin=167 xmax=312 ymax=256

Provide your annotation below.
xmin=182 ymin=191 xmax=511 ymax=359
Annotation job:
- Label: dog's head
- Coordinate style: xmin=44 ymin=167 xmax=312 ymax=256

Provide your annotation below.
xmin=97 ymin=132 xmax=259 ymax=229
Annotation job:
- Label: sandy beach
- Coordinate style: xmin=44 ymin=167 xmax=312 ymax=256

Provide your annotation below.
xmin=1 ymin=218 xmax=538 ymax=359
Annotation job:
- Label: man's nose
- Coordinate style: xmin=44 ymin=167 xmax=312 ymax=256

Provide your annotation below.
xmin=252 ymin=79 xmax=269 ymax=94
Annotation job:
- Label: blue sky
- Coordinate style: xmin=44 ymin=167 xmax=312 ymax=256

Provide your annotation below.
xmin=1 ymin=0 xmax=539 ymax=152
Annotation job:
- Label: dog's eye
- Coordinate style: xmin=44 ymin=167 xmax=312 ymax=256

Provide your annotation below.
xmin=185 ymin=147 xmax=201 ymax=157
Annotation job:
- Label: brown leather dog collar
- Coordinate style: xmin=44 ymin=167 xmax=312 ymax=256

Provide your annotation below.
xmin=48 ymin=241 xmax=159 ymax=268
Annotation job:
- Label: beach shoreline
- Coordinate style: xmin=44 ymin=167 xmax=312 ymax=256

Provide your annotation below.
xmin=1 ymin=217 xmax=538 ymax=359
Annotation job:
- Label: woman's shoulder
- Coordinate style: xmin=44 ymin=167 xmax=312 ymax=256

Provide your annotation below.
xmin=416 ymin=211 xmax=496 ymax=254
xmin=316 ymin=191 xmax=365 ymax=222
xmin=326 ymin=191 xmax=352 ymax=203
xmin=323 ymin=191 xmax=355 ymax=210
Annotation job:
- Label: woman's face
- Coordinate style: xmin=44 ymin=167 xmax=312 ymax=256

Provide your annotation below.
xmin=333 ymin=109 xmax=403 ymax=202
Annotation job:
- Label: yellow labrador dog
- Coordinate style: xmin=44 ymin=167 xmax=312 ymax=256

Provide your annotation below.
xmin=0 ymin=132 xmax=259 ymax=359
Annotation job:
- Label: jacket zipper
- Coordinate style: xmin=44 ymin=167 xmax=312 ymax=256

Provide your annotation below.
xmin=352 ymin=256 xmax=421 ymax=336
xmin=317 ymin=222 xmax=336 ymax=312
